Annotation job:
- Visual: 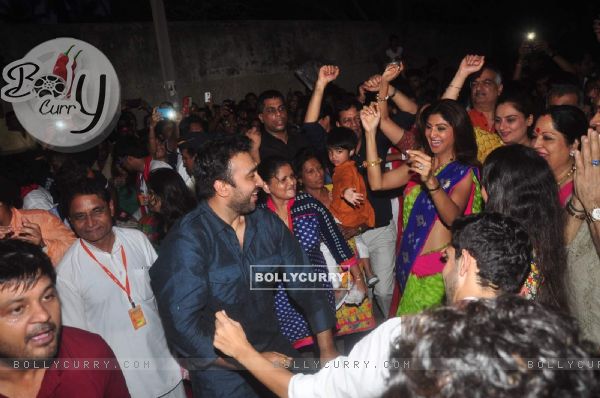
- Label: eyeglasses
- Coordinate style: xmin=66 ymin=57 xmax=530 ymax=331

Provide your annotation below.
xmin=264 ymin=106 xmax=287 ymax=115
xmin=70 ymin=206 xmax=108 ymax=222
xmin=340 ymin=116 xmax=361 ymax=125
xmin=470 ymin=79 xmax=497 ymax=89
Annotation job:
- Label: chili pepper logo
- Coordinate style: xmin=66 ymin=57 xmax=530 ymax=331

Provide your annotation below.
xmin=32 ymin=44 xmax=81 ymax=99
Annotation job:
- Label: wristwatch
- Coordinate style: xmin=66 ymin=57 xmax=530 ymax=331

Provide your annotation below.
xmin=587 ymin=207 xmax=600 ymax=223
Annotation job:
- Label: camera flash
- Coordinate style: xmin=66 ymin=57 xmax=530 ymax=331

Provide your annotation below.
xmin=526 ymin=32 xmax=536 ymax=41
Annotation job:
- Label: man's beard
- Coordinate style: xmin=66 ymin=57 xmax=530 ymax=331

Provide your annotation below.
xmin=0 ymin=322 xmax=60 ymax=366
xmin=229 ymin=191 xmax=257 ymax=215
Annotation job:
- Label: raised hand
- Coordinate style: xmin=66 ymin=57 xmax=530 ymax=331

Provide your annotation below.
xmin=360 ymin=103 xmax=381 ymax=134
xmin=406 ymin=150 xmax=434 ymax=183
xmin=14 ymin=221 xmax=43 ymax=247
xmin=574 ymin=129 xmax=600 ymax=211
xmin=317 ymin=65 xmax=340 ymax=85
xmin=457 ymin=54 xmax=485 ymax=78
xmin=382 ymin=62 xmax=403 ymax=82
xmin=342 ymin=188 xmax=364 ymax=207
xmin=362 ymin=74 xmax=382 ymax=92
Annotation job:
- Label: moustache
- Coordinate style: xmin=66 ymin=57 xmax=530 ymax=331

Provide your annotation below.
xmin=26 ymin=323 xmax=57 ymax=342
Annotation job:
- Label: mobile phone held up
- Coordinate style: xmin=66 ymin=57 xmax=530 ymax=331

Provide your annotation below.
xmin=158 ymin=107 xmax=176 ymax=120
xmin=204 ymin=91 xmax=212 ymax=104
xmin=182 ymin=96 xmax=192 ymax=117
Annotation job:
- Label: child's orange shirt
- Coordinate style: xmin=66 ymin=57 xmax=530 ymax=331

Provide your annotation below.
xmin=330 ymin=160 xmax=375 ymax=228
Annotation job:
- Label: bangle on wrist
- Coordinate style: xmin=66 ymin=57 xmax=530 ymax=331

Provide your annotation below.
xmin=362 ymin=158 xmax=382 ymax=168
xmin=425 ymin=178 xmax=441 ymax=192
xmin=566 ymin=199 xmax=586 ymax=220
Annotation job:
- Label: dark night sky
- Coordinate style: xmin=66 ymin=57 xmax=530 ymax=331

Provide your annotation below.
xmin=1 ymin=0 xmax=599 ymax=65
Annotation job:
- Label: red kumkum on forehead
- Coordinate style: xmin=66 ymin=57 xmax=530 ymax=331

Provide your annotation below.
xmin=535 ymin=127 xmax=541 ymax=133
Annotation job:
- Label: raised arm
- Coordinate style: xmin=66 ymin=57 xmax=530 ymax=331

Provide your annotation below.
xmin=305 ymin=65 xmax=340 ymax=123
xmin=360 ymin=103 xmax=411 ymax=191
xmin=442 ymin=55 xmax=485 ymax=100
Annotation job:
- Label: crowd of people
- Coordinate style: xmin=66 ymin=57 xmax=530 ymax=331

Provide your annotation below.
xmin=1 ymin=21 xmax=600 ymax=398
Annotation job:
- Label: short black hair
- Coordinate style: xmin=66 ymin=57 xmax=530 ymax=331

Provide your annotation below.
xmin=194 ymin=135 xmax=252 ymax=200
xmin=0 ymin=176 xmax=22 ymax=209
xmin=0 ymin=240 xmax=56 ymax=292
xmin=451 ymin=212 xmax=532 ymax=293
xmin=547 ymin=83 xmax=583 ymax=107
xmin=64 ymin=178 xmax=112 ymax=217
xmin=384 ymin=295 xmax=599 ymax=398
xmin=257 ymin=156 xmax=292 ymax=183
xmin=333 ymin=95 xmax=362 ymax=123
xmin=326 ymin=127 xmax=358 ymax=152
xmin=113 ymin=135 xmax=149 ymax=160
xmin=257 ymin=90 xmax=285 ymax=114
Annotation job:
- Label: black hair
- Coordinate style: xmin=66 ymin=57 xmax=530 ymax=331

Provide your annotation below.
xmin=64 ymin=178 xmax=112 ymax=217
xmin=326 ymin=127 xmax=358 ymax=152
xmin=482 ymin=145 xmax=568 ymax=312
xmin=383 ymin=295 xmax=598 ymax=398
xmin=547 ymin=84 xmax=583 ymax=107
xmin=333 ymin=95 xmax=362 ymax=123
xmin=194 ymin=135 xmax=252 ymax=200
xmin=147 ymin=168 xmax=196 ymax=237
xmin=257 ymin=90 xmax=285 ymax=114
xmin=496 ymin=87 xmax=535 ymax=139
xmin=0 ymin=176 xmax=22 ymax=209
xmin=451 ymin=212 xmax=532 ymax=293
xmin=179 ymin=114 xmax=206 ymax=136
xmin=539 ymin=105 xmax=587 ymax=145
xmin=0 ymin=240 xmax=56 ymax=292
xmin=113 ymin=135 xmax=149 ymax=160
xmin=293 ymin=148 xmax=323 ymax=177
xmin=419 ymin=99 xmax=479 ymax=167
xmin=257 ymin=156 xmax=293 ymax=183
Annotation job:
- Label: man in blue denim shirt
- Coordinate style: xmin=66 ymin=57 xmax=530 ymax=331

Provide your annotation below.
xmin=150 ymin=135 xmax=337 ymax=398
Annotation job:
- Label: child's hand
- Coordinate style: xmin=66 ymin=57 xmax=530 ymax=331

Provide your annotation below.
xmin=342 ymin=188 xmax=364 ymax=206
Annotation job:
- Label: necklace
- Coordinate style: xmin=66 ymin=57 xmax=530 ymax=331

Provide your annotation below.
xmin=434 ymin=157 xmax=455 ymax=175
xmin=556 ymin=163 xmax=575 ymax=187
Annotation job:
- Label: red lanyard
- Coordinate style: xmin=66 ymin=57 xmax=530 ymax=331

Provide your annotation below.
xmin=80 ymin=240 xmax=136 ymax=308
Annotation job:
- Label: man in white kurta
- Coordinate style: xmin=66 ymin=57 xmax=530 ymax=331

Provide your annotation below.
xmin=56 ymin=183 xmax=184 ymax=398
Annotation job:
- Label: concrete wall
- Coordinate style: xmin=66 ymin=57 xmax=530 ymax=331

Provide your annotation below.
xmin=1 ymin=20 xmax=491 ymax=106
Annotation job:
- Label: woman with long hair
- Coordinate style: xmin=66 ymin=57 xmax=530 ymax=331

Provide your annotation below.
xmin=362 ymin=99 xmax=482 ymax=315
xmin=482 ymin=145 xmax=568 ymax=312
xmin=257 ymin=156 xmax=372 ymax=351
xmin=146 ymin=168 xmax=196 ymax=245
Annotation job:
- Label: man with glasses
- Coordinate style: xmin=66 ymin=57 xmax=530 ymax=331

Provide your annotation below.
xmin=257 ymin=90 xmax=308 ymax=161
xmin=56 ymin=178 xmax=185 ymax=397
xmin=443 ymin=55 xmax=504 ymax=162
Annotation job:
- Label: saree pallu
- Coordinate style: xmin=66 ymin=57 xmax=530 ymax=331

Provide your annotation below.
xmin=396 ymin=162 xmax=482 ymax=316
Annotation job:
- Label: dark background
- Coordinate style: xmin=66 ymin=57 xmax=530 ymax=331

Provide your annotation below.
xmin=1 ymin=0 xmax=599 ymax=103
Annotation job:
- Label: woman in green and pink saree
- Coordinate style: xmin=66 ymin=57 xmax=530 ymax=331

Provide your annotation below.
xmin=362 ymin=99 xmax=482 ymax=316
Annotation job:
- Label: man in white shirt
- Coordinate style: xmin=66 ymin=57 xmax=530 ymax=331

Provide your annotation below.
xmin=56 ymin=179 xmax=184 ymax=398
xmin=213 ymin=212 xmax=535 ymax=398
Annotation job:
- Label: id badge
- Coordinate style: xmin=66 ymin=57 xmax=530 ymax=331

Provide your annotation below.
xmin=128 ymin=305 xmax=147 ymax=330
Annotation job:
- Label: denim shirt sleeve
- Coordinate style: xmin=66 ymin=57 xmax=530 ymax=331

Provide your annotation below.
xmin=150 ymin=223 xmax=215 ymax=368
xmin=276 ymin=215 xmax=337 ymax=335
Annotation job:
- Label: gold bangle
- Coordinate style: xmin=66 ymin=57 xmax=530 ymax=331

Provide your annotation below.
xmin=363 ymin=158 xmax=382 ymax=168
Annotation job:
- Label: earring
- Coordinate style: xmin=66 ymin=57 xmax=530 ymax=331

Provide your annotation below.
xmin=569 ymin=151 xmax=575 ymax=157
